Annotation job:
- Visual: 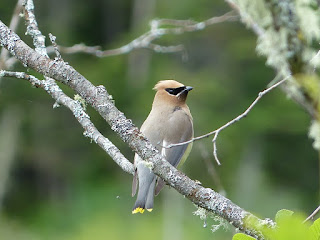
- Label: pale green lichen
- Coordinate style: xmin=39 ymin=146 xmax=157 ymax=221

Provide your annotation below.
xmin=236 ymin=0 xmax=320 ymax=77
xmin=295 ymin=0 xmax=320 ymax=43
xmin=308 ymin=49 xmax=320 ymax=69
xmin=108 ymin=94 xmax=115 ymax=104
xmin=193 ymin=206 xmax=229 ymax=232
xmin=280 ymin=76 xmax=302 ymax=100
xmin=52 ymin=102 xmax=60 ymax=109
xmin=211 ymin=215 xmax=230 ymax=233
xmin=233 ymin=0 xmax=271 ymax=28
xmin=234 ymin=0 xmax=295 ymax=76
xmin=309 ymin=120 xmax=320 ymax=150
xmin=193 ymin=207 xmax=207 ymax=221
xmin=74 ymin=94 xmax=87 ymax=111
xmin=256 ymin=28 xmax=291 ymax=76
xmin=143 ymin=161 xmax=154 ymax=170
xmin=72 ymin=101 xmax=90 ymax=120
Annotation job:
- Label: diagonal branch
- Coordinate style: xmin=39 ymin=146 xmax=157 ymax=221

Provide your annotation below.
xmin=0 ymin=70 xmax=134 ymax=175
xmin=304 ymin=205 xmax=320 ymax=223
xmin=0 ymin=20 xmax=274 ymax=239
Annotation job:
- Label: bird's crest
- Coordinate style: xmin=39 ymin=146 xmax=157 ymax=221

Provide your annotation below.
xmin=153 ymin=80 xmax=184 ymax=91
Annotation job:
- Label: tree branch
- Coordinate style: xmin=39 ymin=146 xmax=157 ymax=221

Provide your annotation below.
xmin=0 ymin=0 xmax=23 ymax=70
xmin=46 ymin=11 xmax=238 ymax=57
xmin=22 ymin=0 xmax=47 ymax=56
xmin=304 ymin=205 xmax=320 ymax=223
xmin=0 ymin=20 xmax=274 ymax=239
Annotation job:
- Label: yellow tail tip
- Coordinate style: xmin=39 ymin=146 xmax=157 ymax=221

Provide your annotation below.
xmin=146 ymin=208 xmax=153 ymax=212
xmin=132 ymin=207 xmax=145 ymax=214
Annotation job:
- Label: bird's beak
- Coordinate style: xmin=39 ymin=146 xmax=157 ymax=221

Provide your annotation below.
xmin=185 ymin=86 xmax=193 ymax=92
xmin=176 ymin=86 xmax=193 ymax=98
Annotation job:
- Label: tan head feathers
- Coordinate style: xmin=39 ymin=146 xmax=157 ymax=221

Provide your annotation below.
xmin=153 ymin=80 xmax=184 ymax=91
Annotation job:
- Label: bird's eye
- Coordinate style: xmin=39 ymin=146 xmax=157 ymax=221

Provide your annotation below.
xmin=165 ymin=87 xmax=185 ymax=95
xmin=165 ymin=88 xmax=175 ymax=94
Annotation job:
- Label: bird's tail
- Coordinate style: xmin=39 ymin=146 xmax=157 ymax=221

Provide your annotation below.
xmin=132 ymin=175 xmax=156 ymax=214
xmin=132 ymin=194 xmax=154 ymax=214
xmin=132 ymin=202 xmax=153 ymax=214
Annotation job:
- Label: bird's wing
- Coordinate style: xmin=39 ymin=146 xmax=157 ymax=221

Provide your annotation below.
xmin=132 ymin=154 xmax=142 ymax=197
xmin=132 ymin=161 xmax=138 ymax=197
xmin=132 ymin=172 xmax=138 ymax=197
xmin=164 ymin=111 xmax=193 ymax=167
xmin=155 ymin=111 xmax=193 ymax=195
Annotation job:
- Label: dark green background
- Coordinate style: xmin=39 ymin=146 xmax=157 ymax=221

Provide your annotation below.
xmin=0 ymin=0 xmax=318 ymax=239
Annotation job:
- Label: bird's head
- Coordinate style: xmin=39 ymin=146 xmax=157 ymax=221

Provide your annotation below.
xmin=153 ymin=80 xmax=193 ymax=106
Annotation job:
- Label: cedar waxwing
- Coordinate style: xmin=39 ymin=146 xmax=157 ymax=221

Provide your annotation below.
xmin=132 ymin=80 xmax=194 ymax=214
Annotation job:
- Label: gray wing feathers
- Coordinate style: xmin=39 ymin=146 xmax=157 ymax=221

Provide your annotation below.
xmin=165 ymin=142 xmax=189 ymax=167
xmin=163 ymin=112 xmax=193 ymax=167
xmin=155 ymin=112 xmax=193 ymax=195
xmin=131 ymin=166 xmax=138 ymax=197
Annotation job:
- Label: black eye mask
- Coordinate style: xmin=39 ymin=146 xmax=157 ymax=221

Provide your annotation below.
xmin=165 ymin=86 xmax=186 ymax=95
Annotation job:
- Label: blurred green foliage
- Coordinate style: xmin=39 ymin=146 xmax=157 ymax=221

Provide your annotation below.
xmin=0 ymin=0 xmax=318 ymax=239
xmin=234 ymin=210 xmax=320 ymax=240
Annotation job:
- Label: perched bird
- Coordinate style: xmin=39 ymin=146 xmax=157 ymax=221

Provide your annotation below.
xmin=132 ymin=80 xmax=194 ymax=214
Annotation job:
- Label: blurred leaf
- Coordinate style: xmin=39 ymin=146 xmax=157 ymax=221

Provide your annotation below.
xmin=274 ymin=212 xmax=311 ymax=240
xmin=310 ymin=218 xmax=320 ymax=240
xmin=275 ymin=209 xmax=294 ymax=223
xmin=232 ymin=233 xmax=256 ymax=240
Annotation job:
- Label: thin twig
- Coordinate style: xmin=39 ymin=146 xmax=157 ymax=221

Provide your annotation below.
xmin=8 ymin=0 xmax=24 ymax=33
xmin=212 ymin=132 xmax=220 ymax=165
xmin=48 ymin=43 xmax=101 ymax=55
xmin=48 ymin=33 xmax=62 ymax=60
xmin=22 ymin=0 xmax=47 ymax=56
xmin=303 ymin=205 xmax=320 ymax=223
xmin=0 ymin=0 xmax=24 ymax=70
xmin=46 ymin=11 xmax=238 ymax=58
xmin=167 ymin=75 xmax=291 ymax=164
